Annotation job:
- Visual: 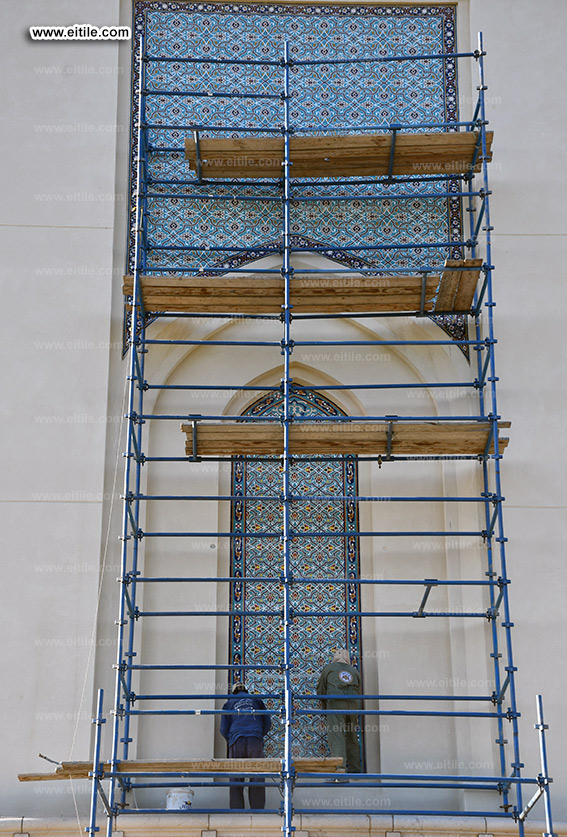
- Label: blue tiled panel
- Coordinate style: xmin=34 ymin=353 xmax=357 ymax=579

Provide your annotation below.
xmin=231 ymin=389 xmax=360 ymax=758
xmin=129 ymin=2 xmax=460 ymax=279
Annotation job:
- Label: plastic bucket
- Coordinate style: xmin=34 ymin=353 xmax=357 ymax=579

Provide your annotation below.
xmin=165 ymin=788 xmax=194 ymax=809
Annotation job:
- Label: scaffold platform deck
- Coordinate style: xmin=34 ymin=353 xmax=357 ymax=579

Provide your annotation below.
xmin=185 ymin=131 xmax=493 ymax=178
xmin=180 ymin=420 xmax=510 ymax=458
xmin=18 ymin=757 xmax=343 ymax=782
xmin=123 ymin=259 xmax=483 ymax=315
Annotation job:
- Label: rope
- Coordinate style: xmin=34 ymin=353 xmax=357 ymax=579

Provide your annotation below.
xmin=68 ymin=373 xmax=129 ymax=760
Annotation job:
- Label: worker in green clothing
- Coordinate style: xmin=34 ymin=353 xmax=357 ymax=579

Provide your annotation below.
xmin=317 ymin=648 xmax=362 ymax=774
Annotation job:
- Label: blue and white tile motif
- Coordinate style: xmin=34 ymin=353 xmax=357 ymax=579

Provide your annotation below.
xmin=129 ymin=4 xmax=464 ymax=344
xmin=231 ymin=389 xmax=361 ymax=758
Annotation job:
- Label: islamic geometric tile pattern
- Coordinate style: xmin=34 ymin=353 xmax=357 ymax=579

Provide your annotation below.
xmin=230 ymin=388 xmax=361 ymax=759
xmin=128 ymin=3 xmax=466 ymax=347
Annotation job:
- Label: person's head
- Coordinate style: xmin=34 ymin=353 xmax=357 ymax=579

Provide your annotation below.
xmin=232 ymin=682 xmax=247 ymax=694
xmin=332 ymin=648 xmax=351 ymax=665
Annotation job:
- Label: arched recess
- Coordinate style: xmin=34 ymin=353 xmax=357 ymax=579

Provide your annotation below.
xmin=228 ymin=386 xmax=363 ymax=762
xmin=134 ymin=299 xmax=490 ymax=788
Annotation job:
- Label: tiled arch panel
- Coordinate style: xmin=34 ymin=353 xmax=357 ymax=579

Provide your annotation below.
xmin=230 ymin=388 xmax=361 ymax=758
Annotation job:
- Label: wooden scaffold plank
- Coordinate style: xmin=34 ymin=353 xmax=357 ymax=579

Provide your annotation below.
xmin=123 ymin=259 xmax=483 ymax=316
xmin=185 ymin=131 xmax=493 ymax=179
xmin=181 ymin=421 xmax=510 ymax=458
xmin=18 ymin=757 xmax=343 ymax=782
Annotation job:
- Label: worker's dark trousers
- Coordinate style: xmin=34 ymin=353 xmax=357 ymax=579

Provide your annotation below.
xmin=327 ymin=714 xmax=361 ymax=773
xmin=228 ymin=736 xmax=266 ymax=809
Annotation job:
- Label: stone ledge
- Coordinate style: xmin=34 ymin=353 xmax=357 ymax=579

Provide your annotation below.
xmin=0 ymin=816 xmax=564 ymax=837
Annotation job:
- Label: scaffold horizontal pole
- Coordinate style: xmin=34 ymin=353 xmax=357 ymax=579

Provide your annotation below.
xmin=144 ymin=118 xmax=480 ymax=132
xmin=145 ymin=49 xmax=479 ymax=66
xmin=121 ymin=708 xmax=508 ymax=718
xmin=146 ymin=238 xmax=468 ymax=252
xmin=128 ymin=493 xmax=489 ymax=502
xmin=134 ymin=608 xmax=491 ymax=617
xmin=144 ymin=190 xmax=482 ymax=201
xmin=128 ymin=577 xmax=499 ymax=587
xmin=139 ymin=529 xmax=485 ymax=538
xmin=136 ymin=412 xmax=495 ymax=422
xmin=140 ymin=338 xmax=485 ymax=347
xmin=146 ymin=172 xmax=473 ymax=188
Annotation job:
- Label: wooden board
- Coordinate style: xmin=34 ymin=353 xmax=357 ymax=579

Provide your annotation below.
xmin=436 ymin=259 xmax=483 ymax=311
xmin=181 ymin=421 xmax=510 ymax=457
xmin=18 ymin=757 xmax=343 ymax=782
xmin=185 ymin=131 xmax=493 ymax=178
xmin=123 ymin=259 xmax=482 ymax=315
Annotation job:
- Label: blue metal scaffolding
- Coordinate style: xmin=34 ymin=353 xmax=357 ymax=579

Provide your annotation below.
xmin=86 ymin=34 xmax=555 ymax=837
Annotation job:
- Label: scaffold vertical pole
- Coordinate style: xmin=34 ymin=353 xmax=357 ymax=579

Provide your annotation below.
xmin=467 ymin=111 xmax=509 ymax=804
xmin=87 ymin=689 xmax=105 ymax=836
xmin=281 ymin=40 xmax=295 ymax=837
xmin=466 ymin=30 xmax=509 ymax=812
xmin=106 ymin=31 xmax=148 ymax=836
xmin=536 ymin=695 xmax=556 ymax=837
xmin=477 ymin=32 xmax=523 ymax=830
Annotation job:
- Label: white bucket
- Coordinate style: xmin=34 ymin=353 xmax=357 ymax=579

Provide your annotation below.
xmin=165 ymin=788 xmax=194 ymax=809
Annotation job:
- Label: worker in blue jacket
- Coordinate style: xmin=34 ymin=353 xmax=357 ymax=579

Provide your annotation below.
xmin=220 ymin=682 xmax=272 ymax=809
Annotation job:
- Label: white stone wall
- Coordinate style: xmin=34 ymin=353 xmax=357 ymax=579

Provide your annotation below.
xmin=0 ymin=0 xmax=123 ymax=820
xmin=1 ymin=0 xmax=565 ymax=828
xmin=468 ymin=0 xmax=567 ymax=825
